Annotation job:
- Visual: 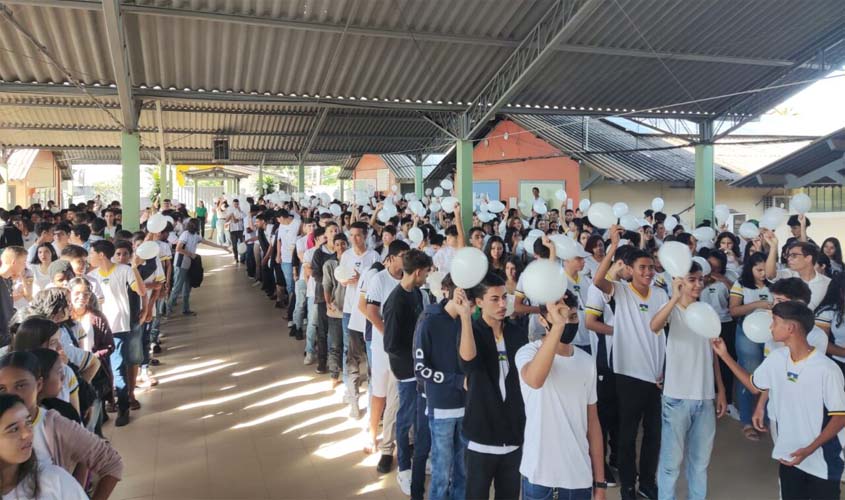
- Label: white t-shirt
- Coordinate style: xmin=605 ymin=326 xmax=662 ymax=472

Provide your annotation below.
xmin=662 ymin=305 xmax=715 ymax=400
xmin=729 ymin=282 xmax=772 ymax=314
xmin=277 ymin=220 xmax=302 ymax=263
xmin=774 ymin=269 xmax=831 ymax=310
xmin=585 ymin=282 xmax=614 ymax=366
xmin=433 ymin=245 xmax=456 ymax=273
xmin=516 ymin=341 xmax=597 ymax=489
xmin=817 ymin=310 xmax=845 ymax=363
xmin=226 ymin=207 xmax=245 ymax=231
xmin=87 ymin=264 xmax=137 ymax=333
xmin=348 ymin=266 xmax=380 ymax=333
xmin=610 ymin=282 xmax=669 ymax=383
xmin=566 ymin=271 xmax=592 ymax=347
xmin=583 ymin=256 xmax=600 ymax=282
xmin=365 ymin=269 xmax=401 ymax=361
xmin=700 ymin=281 xmax=731 ymax=323
xmin=2 ymin=463 xmax=88 ymax=500
xmin=303 ymin=247 xmax=317 ymax=299
xmin=764 ymin=326 xmax=828 ymax=358
xmin=752 ymin=347 xmax=845 ymax=480
xmin=339 ymin=248 xmax=380 ymax=314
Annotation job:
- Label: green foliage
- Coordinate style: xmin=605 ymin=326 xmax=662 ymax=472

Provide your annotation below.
xmin=93 ymin=178 xmax=122 ymax=204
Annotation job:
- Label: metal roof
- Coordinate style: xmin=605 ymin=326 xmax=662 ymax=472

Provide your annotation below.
xmin=337 ymin=156 xmax=361 ymax=181
xmin=7 ymin=148 xmax=38 ymax=180
xmin=731 ymin=127 xmax=845 ymax=187
xmin=380 ymin=154 xmax=443 ymax=182
xmin=509 ymin=115 xmax=739 ymax=182
xmin=0 ymin=0 xmax=843 ymax=165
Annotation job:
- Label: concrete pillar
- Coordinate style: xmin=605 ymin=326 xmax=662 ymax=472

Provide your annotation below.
xmin=414 ymin=165 xmax=424 ymax=199
xmin=258 ymin=161 xmax=264 ymax=196
xmin=159 ymin=161 xmax=167 ymax=202
xmin=339 ymin=179 xmax=345 ymax=202
xmin=192 ymin=178 xmax=198 ymax=211
xmin=298 ymin=164 xmax=306 ymax=193
xmin=695 ymin=121 xmax=715 ymax=225
xmin=455 ymin=139 xmax=473 ymax=233
xmin=121 ymin=131 xmax=141 ymax=231
xmin=0 ymin=158 xmax=8 ymax=210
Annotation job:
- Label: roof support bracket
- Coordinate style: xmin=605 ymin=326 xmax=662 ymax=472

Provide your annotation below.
xmin=102 ymin=0 xmax=138 ymax=131
xmin=579 ymin=168 xmax=602 ymax=191
xmin=784 ymin=157 xmax=845 ymax=188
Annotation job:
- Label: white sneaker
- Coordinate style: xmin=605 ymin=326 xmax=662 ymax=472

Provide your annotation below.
xmin=397 ymin=469 xmax=411 ymax=496
xmin=303 ymin=353 xmax=316 ymax=366
xmin=727 ymin=404 xmax=740 ymax=421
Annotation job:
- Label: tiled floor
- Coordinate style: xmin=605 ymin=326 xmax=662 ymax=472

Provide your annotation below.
xmin=107 ymin=248 xmax=779 ymax=500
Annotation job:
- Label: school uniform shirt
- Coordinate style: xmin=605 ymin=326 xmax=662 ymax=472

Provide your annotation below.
xmin=432 ymin=245 xmax=456 ymax=273
xmin=174 ymin=232 xmax=202 ymax=270
xmin=661 ymin=306 xmax=715 ymax=400
xmin=366 ymin=269 xmax=401 ymax=374
xmin=752 ymin=347 xmax=845 ymax=481
xmin=339 ymin=249 xmax=380 ymax=314
xmin=515 ymin=273 xmax=545 ymax=341
xmin=226 ymin=207 xmax=245 ymax=232
xmin=58 ymin=324 xmax=94 ymax=375
xmin=652 ymin=271 xmax=672 ymax=297
xmin=773 ymin=269 xmax=831 ymax=310
xmin=701 ymin=280 xmax=732 ymax=323
xmin=583 ymin=256 xmax=600 ymax=282
xmin=565 ymin=271 xmax=592 ymax=347
xmin=729 ymin=282 xmax=771 ymax=327
xmin=303 ymin=247 xmax=318 ymax=299
xmin=764 ymin=326 xmax=828 ymax=358
xmin=2 ymin=463 xmax=88 ymax=500
xmin=816 ymin=310 xmax=845 ymax=363
xmin=585 ymin=282 xmax=614 ymax=367
xmin=156 ymin=240 xmax=172 ymax=264
xmin=56 ymin=363 xmax=79 ymax=405
xmin=609 ymin=281 xmax=669 ymax=384
xmin=277 ymin=220 xmax=302 ymax=264
xmin=349 ymin=266 xmax=380 ymax=337
xmin=21 ymin=231 xmax=37 ymax=249
xmin=516 ymin=342 xmax=597 ymax=489
xmin=87 ymin=264 xmax=138 ymax=333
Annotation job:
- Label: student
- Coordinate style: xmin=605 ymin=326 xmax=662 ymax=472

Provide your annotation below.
xmin=364 ymin=240 xmax=410 ymax=474
xmin=276 ymin=209 xmax=302 ymax=303
xmin=432 ymin=203 xmax=464 ymax=273
xmin=28 ymin=242 xmax=57 ymax=296
xmin=312 ymin=222 xmax=339 ymax=375
xmin=166 ymin=219 xmax=223 ymax=317
xmin=0 ymin=393 xmax=89 ymax=499
xmin=321 ymin=233 xmax=348 ymax=387
xmin=593 ymin=225 xmax=668 ymax=500
xmin=414 ymin=274 xmax=469 ymax=500
xmin=515 ymin=237 xmax=557 ymax=342
xmin=650 ymin=262 xmax=726 ymax=500
xmin=817 ymin=273 xmax=845 ymax=375
xmin=0 ymin=247 xmax=27 ymax=348
xmin=460 ymin=273 xmax=528 ymax=500
xmin=87 ymin=240 xmax=145 ymax=427
xmin=713 ymin=301 xmax=845 ymax=500
xmin=765 ymin=232 xmax=831 ymax=310
xmin=516 ymin=292 xmax=607 ymax=500
xmin=382 ymin=249 xmax=433 ymax=496
xmin=562 ymin=244 xmax=594 ymax=352
xmin=226 ymin=198 xmax=246 ymax=264
xmin=0 ymin=352 xmax=123 ymax=498
xmin=701 ymin=250 xmax=736 ymax=414
xmin=69 ymin=224 xmax=91 ymax=251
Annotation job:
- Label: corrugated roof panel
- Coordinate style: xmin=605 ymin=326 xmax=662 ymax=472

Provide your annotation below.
xmin=7 ymin=148 xmax=39 ymax=181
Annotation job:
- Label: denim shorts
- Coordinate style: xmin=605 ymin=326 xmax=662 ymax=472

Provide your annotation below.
xmin=123 ymin=325 xmax=145 ymax=365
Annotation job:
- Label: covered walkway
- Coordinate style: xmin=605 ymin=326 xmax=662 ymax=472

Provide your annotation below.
xmin=104 ymin=246 xmax=778 ymax=500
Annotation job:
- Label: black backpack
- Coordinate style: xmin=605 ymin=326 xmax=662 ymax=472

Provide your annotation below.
xmin=189 ymin=255 xmax=204 ymax=288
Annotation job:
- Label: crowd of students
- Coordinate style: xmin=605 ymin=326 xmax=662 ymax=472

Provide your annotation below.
xmin=227 ymin=185 xmax=845 ymax=500
xmin=0 ymin=196 xmax=229 ymax=498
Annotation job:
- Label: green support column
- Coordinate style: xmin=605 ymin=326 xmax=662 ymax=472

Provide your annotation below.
xmin=694 ymin=121 xmax=715 ymax=225
xmin=159 ymin=162 xmax=167 ymax=202
xmin=121 ymin=132 xmax=141 ymax=231
xmin=192 ymin=179 xmax=198 ymax=211
xmin=456 ymin=139 xmax=474 ymax=233
xmin=414 ymin=165 xmax=424 ymax=199
xmin=0 ymin=159 xmax=8 ymax=210
xmin=339 ymin=179 xmax=345 ymax=202
xmin=298 ymin=164 xmax=306 ymax=193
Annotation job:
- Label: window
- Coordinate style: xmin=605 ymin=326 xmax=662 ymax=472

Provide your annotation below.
xmin=806 ymin=186 xmax=844 ymax=213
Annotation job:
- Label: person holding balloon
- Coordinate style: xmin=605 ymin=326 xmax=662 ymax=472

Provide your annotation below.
xmin=712 ymin=300 xmax=845 ymax=500
xmin=649 ymin=261 xmax=726 ymax=500
xmin=764 ymin=232 xmax=831 ymax=310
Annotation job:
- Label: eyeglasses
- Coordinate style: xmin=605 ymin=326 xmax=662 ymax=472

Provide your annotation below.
xmin=786 ymin=252 xmax=806 ymax=260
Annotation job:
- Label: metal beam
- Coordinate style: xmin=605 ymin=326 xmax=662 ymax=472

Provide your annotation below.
xmin=463 ymin=0 xmax=602 ymax=139
xmin=101 ymin=0 xmax=138 ymax=131
xmin=785 ymin=158 xmax=845 ymax=188
xmin=3 ymin=0 xmax=816 ymax=70
xmin=300 ymin=107 xmax=328 ymax=166
xmin=579 ymin=168 xmax=602 ymax=191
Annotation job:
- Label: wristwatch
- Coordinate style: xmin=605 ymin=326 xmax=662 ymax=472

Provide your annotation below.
xmin=593 ymin=481 xmax=608 ymax=489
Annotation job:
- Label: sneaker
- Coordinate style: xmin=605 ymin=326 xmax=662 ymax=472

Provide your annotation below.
xmin=105 ymin=401 xmax=117 ymax=413
xmin=153 ymin=344 xmax=162 ymax=354
xmin=348 ymin=399 xmax=361 ymax=419
xmin=396 ymin=469 xmax=411 ymax=495
xmin=129 ymin=400 xmax=141 ymax=411
xmin=183 ymin=310 xmax=197 ymax=316
xmin=115 ymin=411 xmax=130 ymax=427
xmin=315 ymin=367 xmax=328 ymax=375
xmin=303 ymin=353 xmax=316 ymax=366
xmin=637 ymin=483 xmax=658 ymax=500
xmin=376 ymin=454 xmax=393 ymax=474
xmin=605 ymin=465 xmax=618 ymax=487
xmin=620 ymin=487 xmax=637 ymax=500
xmin=288 ymin=325 xmax=298 ymax=338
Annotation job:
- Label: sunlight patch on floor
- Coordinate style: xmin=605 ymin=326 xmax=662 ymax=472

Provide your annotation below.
xmin=177 ymin=376 xmax=313 ymax=410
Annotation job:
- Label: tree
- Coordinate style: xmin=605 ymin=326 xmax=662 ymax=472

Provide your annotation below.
xmin=93 ymin=178 xmax=122 ymax=204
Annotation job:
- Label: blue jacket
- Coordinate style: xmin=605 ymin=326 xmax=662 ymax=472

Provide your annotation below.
xmin=414 ymin=301 xmax=465 ymax=418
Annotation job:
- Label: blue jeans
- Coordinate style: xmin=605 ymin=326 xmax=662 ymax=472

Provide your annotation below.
xmin=522 ymin=477 xmax=592 ymax=500
xmin=150 ymin=297 xmax=166 ymax=342
xmin=141 ymin=322 xmax=152 ymax=366
xmin=411 ymin=392 xmax=431 ymax=500
xmin=110 ymin=332 xmax=131 ymax=412
xmin=167 ymin=267 xmax=191 ymax=313
xmin=657 ymin=397 xmax=715 ymax=500
xmin=292 ymin=279 xmax=307 ymax=330
xmin=396 ymin=380 xmax=417 ymax=471
xmin=428 ymin=416 xmax=466 ymax=500
xmin=341 ymin=313 xmax=351 ymax=383
xmin=280 ymin=262 xmax=294 ymax=295
xmin=305 ymin=296 xmax=318 ymax=354
xmin=735 ymin=322 xmax=764 ymax=425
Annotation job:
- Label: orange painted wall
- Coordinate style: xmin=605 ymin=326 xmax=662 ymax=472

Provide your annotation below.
xmin=352 ymin=154 xmax=397 ymax=195
xmin=471 ymin=120 xmax=580 ymax=205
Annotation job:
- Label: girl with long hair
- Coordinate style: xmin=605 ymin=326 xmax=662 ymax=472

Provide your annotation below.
xmin=822 ymin=237 xmax=844 ymax=276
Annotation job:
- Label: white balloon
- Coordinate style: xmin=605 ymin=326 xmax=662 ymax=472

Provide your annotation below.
xmin=334 ymin=265 xmax=353 ymax=282
xmin=587 ymin=202 xmax=616 ymax=229
xmin=791 ymin=193 xmax=812 ymax=215
xmin=429 ymin=201 xmax=441 ymax=213
xmin=377 ymin=211 xmax=391 ymax=224
xmin=578 ymin=199 xmax=591 ymax=213
xmin=743 ymin=310 xmax=773 ymax=343
xmin=433 ymin=187 xmax=444 ymax=197
xmin=692 ymin=256 xmax=712 ymax=276
xmin=554 ymin=189 xmax=567 ymax=202
xmin=684 ymin=302 xmax=722 ymax=339
xmin=760 ymin=206 xmax=787 ymax=230
xmin=549 ymin=233 xmax=584 ymax=260
xmin=425 ymin=188 xmax=432 ymax=196
xmin=391 ymin=185 xmax=398 ymax=193
xmin=427 ymin=271 xmax=445 ymax=299
xmin=522 ymin=259 xmax=569 ymax=304
xmin=739 ymin=221 xmax=760 ymax=240
xmin=505 ymin=294 xmax=516 ymax=317
xmin=651 ymin=197 xmax=665 ymax=212
xmin=478 ymin=211 xmax=495 ymax=223
xmin=441 ymin=197 xmax=458 ymax=214
xmin=136 ymin=241 xmax=159 ymax=260
xmin=408 ymin=227 xmax=424 ymax=244
xmin=382 ymin=203 xmax=397 ymax=217
xmin=533 ymin=200 xmax=548 ymax=215
xmin=664 ymin=215 xmax=678 ymax=232
xmin=487 ymin=200 xmax=505 ymax=213
xmin=146 ymin=213 xmax=167 ymax=233
xmin=692 ymin=226 xmax=716 ymax=243
xmin=451 ymin=247 xmax=489 ymax=289
xmin=329 ymin=203 xmax=342 ymax=217
xmin=714 ymin=204 xmax=730 ymax=224
xmin=658 ymin=241 xmax=692 ymax=278
xmin=409 ymin=200 xmax=424 ymax=214
xmin=620 ymin=214 xmax=640 ymax=232
xmin=612 ymin=202 xmax=629 ymax=218
xmin=237 ymin=241 xmax=247 ymax=255
xmin=393 ymin=194 xmax=402 ymax=204
xmin=440 ymin=179 xmax=453 ymax=190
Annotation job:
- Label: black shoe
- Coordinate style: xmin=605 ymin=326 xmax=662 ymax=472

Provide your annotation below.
xmin=289 ymin=325 xmax=298 ymax=338
xmin=620 ymin=487 xmax=637 ymax=500
xmin=376 ymin=454 xmax=393 ymax=474
xmin=153 ymin=344 xmax=162 ymax=354
xmin=315 ymin=367 xmax=328 ymax=375
xmin=605 ymin=466 xmax=618 ymax=487
xmin=115 ymin=411 xmax=130 ymax=427
xmin=295 ymin=328 xmax=304 ymax=341
xmin=637 ymin=483 xmax=658 ymax=500
xmin=150 ymin=358 xmax=161 ymax=366
xmin=183 ymin=310 xmax=197 ymax=316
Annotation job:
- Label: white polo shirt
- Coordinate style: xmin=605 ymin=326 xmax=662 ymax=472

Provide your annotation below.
xmin=774 ymin=269 xmax=831 ymax=310
xmin=87 ymin=263 xmax=137 ymax=334
xmin=277 ymin=219 xmax=302 ymax=264
xmin=339 ymin=248 xmax=380 ymax=314
xmin=609 ymin=281 xmax=668 ymax=383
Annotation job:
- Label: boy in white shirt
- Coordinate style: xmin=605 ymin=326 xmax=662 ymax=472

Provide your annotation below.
xmin=87 ymin=240 xmax=145 ymax=427
xmin=764 ymin=233 xmax=831 ymax=310
xmin=713 ymin=301 xmax=845 ymax=500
